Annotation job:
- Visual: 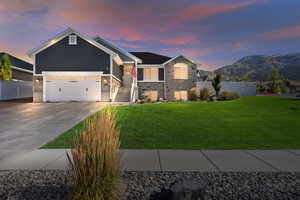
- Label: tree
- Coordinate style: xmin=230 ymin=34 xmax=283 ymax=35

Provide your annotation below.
xmin=0 ymin=54 xmax=12 ymax=80
xmin=268 ymin=68 xmax=287 ymax=94
xmin=211 ymin=74 xmax=222 ymax=98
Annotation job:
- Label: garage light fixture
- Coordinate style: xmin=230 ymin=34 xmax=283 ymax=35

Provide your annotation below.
xmin=103 ymin=78 xmax=108 ymax=86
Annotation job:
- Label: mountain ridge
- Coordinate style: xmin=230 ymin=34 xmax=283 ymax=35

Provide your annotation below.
xmin=213 ymin=53 xmax=300 ymax=81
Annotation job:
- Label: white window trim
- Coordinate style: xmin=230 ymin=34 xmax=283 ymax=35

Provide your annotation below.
xmin=68 ymin=35 xmax=77 ymax=45
xmin=137 ymin=65 xmax=165 ymax=82
xmin=174 ymin=63 xmax=188 ymax=80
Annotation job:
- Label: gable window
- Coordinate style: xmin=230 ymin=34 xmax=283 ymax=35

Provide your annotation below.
xmin=68 ymin=35 xmax=77 ymax=45
xmin=174 ymin=63 xmax=188 ymax=79
xmin=174 ymin=90 xmax=188 ymax=101
xmin=144 ymin=67 xmax=158 ymax=81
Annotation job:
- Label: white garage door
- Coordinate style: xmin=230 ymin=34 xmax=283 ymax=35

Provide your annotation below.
xmin=45 ymin=79 xmax=101 ymax=102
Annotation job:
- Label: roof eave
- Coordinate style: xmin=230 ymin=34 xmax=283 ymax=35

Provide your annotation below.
xmin=27 ymin=28 xmax=117 ymax=58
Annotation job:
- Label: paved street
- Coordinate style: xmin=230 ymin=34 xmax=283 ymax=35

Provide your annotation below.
xmin=0 ymin=149 xmax=300 ymax=172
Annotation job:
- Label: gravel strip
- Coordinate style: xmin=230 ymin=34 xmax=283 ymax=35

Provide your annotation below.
xmin=0 ymin=170 xmax=299 ymax=200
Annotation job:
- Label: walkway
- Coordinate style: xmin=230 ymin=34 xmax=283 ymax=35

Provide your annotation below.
xmin=0 ymin=149 xmax=299 ymax=172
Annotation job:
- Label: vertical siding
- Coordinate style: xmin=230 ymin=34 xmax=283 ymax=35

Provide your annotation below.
xmin=35 ymin=35 xmax=111 ymax=74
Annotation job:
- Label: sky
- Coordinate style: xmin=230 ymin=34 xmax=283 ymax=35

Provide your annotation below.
xmin=0 ymin=0 xmax=300 ymax=71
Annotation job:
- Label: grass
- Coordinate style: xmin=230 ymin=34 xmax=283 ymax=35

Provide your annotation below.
xmin=42 ymin=96 xmax=300 ymax=149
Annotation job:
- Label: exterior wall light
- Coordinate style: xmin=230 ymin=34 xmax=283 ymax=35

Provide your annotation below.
xmin=103 ymin=78 xmax=108 ymax=86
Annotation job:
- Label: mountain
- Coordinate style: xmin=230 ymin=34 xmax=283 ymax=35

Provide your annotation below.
xmin=215 ymin=53 xmax=300 ymax=81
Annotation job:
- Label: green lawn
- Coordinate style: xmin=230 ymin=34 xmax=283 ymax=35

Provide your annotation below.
xmin=42 ymin=96 xmax=300 ymax=149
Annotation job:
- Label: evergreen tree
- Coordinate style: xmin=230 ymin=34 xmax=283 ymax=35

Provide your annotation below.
xmin=0 ymin=54 xmax=12 ymax=80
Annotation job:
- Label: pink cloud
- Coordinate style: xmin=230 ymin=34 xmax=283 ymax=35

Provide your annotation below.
xmin=115 ymin=41 xmax=142 ymax=49
xmin=0 ymin=40 xmax=31 ymax=63
xmin=160 ymin=35 xmax=198 ymax=45
xmin=263 ymin=25 xmax=300 ymax=40
xmin=174 ymin=0 xmax=255 ymax=26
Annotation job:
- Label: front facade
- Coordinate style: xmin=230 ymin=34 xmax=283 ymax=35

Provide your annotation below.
xmin=28 ymin=28 xmax=198 ymax=102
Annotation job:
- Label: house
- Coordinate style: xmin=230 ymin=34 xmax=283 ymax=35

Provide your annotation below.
xmin=0 ymin=53 xmax=33 ymax=81
xmin=27 ymin=28 xmax=198 ymax=102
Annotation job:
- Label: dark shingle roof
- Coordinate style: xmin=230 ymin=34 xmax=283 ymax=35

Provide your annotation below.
xmin=0 ymin=52 xmax=33 ymax=71
xmin=94 ymin=38 xmax=134 ymax=62
xmin=130 ymin=52 xmax=171 ymax=64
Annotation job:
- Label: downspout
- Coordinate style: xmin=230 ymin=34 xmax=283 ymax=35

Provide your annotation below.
xmin=110 ymin=55 xmax=113 ymax=101
xmin=163 ymin=64 xmax=167 ymax=100
xmin=135 ymin=60 xmax=138 ymax=101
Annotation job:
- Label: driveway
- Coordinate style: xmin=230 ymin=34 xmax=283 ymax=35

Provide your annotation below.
xmin=0 ymin=102 xmax=116 ymax=160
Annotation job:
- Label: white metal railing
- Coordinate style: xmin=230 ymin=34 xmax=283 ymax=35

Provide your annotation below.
xmin=130 ymin=79 xmax=135 ymax=102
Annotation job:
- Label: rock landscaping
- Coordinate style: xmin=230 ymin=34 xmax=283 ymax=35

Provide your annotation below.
xmin=0 ymin=170 xmax=300 ymax=200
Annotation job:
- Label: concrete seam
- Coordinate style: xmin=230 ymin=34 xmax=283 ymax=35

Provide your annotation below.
xmin=200 ymin=150 xmax=221 ymax=172
xmin=286 ymin=150 xmax=300 ymax=156
xmin=244 ymin=150 xmax=280 ymax=172
xmin=157 ymin=150 xmax=163 ymax=172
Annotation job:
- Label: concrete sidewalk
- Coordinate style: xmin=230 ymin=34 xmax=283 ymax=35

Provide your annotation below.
xmin=0 ymin=149 xmax=299 ymax=172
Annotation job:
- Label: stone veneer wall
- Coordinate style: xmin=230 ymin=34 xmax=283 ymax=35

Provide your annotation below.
xmin=101 ymin=76 xmax=111 ymax=101
xmin=165 ymin=56 xmax=197 ymax=101
xmin=137 ymin=82 xmax=165 ymax=99
xmin=33 ymin=76 xmax=43 ymax=102
xmin=122 ymin=64 xmax=133 ymax=88
xmin=197 ymin=81 xmax=256 ymax=96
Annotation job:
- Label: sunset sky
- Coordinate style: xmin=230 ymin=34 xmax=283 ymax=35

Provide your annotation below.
xmin=0 ymin=0 xmax=299 ymax=70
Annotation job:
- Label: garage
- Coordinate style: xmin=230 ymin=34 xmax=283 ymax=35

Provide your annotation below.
xmin=43 ymin=72 xmax=102 ymax=102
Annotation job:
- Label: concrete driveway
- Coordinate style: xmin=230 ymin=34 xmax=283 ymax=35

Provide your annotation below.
xmin=0 ymin=102 xmax=116 ymax=160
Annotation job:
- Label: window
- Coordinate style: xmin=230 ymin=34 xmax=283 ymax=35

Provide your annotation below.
xmin=158 ymin=68 xmax=164 ymax=81
xmin=137 ymin=68 xmax=144 ymax=81
xmin=68 ymin=35 xmax=77 ymax=45
xmin=174 ymin=63 xmax=188 ymax=79
xmin=144 ymin=67 xmax=158 ymax=81
xmin=144 ymin=91 xmax=158 ymax=101
xmin=174 ymin=90 xmax=188 ymax=101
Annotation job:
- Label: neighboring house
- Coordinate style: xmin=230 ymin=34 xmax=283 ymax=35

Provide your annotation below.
xmin=27 ymin=28 xmax=198 ymax=102
xmin=0 ymin=53 xmax=33 ymax=81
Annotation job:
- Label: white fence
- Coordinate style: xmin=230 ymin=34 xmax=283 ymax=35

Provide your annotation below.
xmin=197 ymin=81 xmax=256 ymax=96
xmin=0 ymin=80 xmax=32 ymax=100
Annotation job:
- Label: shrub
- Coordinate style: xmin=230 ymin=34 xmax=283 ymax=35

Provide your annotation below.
xmin=219 ymin=91 xmax=240 ymax=100
xmin=189 ymin=87 xmax=198 ymax=101
xmin=199 ymin=88 xmax=211 ymax=101
xmin=67 ymin=108 xmax=121 ymax=200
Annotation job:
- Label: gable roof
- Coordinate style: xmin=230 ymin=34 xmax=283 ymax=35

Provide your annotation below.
xmin=94 ymin=36 xmax=142 ymax=63
xmin=27 ymin=28 xmax=122 ymax=64
xmin=0 ymin=52 xmax=33 ymax=73
xmin=162 ymin=55 xmax=198 ymax=65
xmin=130 ymin=52 xmax=171 ymax=64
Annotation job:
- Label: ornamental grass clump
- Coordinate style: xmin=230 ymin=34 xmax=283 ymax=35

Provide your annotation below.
xmin=199 ymin=88 xmax=212 ymax=101
xmin=67 ymin=108 xmax=121 ymax=200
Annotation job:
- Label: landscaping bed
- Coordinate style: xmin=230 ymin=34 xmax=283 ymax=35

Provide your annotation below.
xmin=0 ymin=170 xmax=299 ymax=200
xmin=42 ymin=96 xmax=300 ymax=149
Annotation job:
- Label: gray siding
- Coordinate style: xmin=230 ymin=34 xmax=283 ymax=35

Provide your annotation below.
xmin=35 ymin=34 xmax=111 ymax=74
xmin=12 ymin=69 xmax=32 ymax=81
